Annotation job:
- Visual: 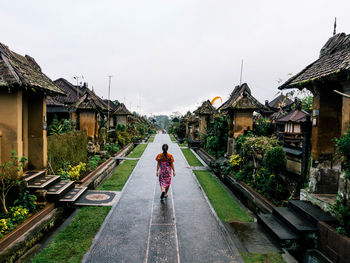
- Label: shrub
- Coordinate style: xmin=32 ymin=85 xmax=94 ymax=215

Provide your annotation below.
xmin=204 ymin=116 xmax=228 ymax=158
xmin=0 ymin=151 xmax=27 ymax=214
xmin=48 ymin=131 xmax=88 ymax=173
xmin=88 ymin=155 xmax=101 ymax=172
xmin=48 ymin=117 xmax=74 ymax=135
xmin=263 ymin=146 xmax=286 ymax=175
xmin=0 ymin=218 xmax=9 ymax=233
xmin=253 ymin=118 xmax=273 ymax=136
xmin=67 ymin=162 xmax=87 ymax=181
xmin=10 ymin=206 xmax=29 ymax=223
xmin=14 ymin=190 xmax=37 ymax=212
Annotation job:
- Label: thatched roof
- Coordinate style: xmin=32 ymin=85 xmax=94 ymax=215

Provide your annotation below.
xmin=0 ymin=42 xmax=64 ymax=95
xmin=103 ymin=99 xmax=118 ymax=112
xmin=268 ymin=94 xmax=294 ymax=109
xmin=279 ymin=33 xmax=350 ymax=90
xmin=218 ymin=83 xmax=267 ymax=112
xmin=50 ymin=78 xmax=81 ymax=105
xmin=194 ymin=100 xmax=217 ymax=115
xmin=71 ymin=90 xmax=107 ymax=112
xmin=113 ymin=103 xmax=131 ymax=116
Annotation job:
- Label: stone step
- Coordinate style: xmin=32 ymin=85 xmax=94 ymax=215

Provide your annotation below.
xmin=59 ymin=186 xmax=88 ymax=203
xmin=46 ymin=181 xmax=75 ymax=201
xmin=28 ymin=175 xmax=60 ymax=190
xmin=288 ymin=200 xmax=336 ymax=224
xmin=22 ymin=170 xmax=46 ymax=185
xmin=257 ymin=214 xmax=298 ymax=245
xmin=273 ymin=207 xmax=317 ymax=235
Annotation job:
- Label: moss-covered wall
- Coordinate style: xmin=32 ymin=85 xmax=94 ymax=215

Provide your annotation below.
xmin=47 ymin=131 xmax=88 ymax=173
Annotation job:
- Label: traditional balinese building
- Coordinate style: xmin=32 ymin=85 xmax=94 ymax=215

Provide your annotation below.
xmin=193 ymin=100 xmax=217 ymax=139
xmin=275 ymin=106 xmax=312 ymax=189
xmin=113 ymin=103 xmax=132 ymax=126
xmin=0 ymin=42 xmax=64 ymax=170
xmin=46 ymin=78 xmax=81 ymax=127
xmin=103 ymin=99 xmax=118 ymax=128
xmin=71 ymin=90 xmax=107 ymax=141
xmin=219 ymin=83 xmax=267 ymax=155
xmin=279 ymin=32 xmax=350 ymax=206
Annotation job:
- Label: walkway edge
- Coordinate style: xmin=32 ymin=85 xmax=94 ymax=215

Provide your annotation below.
xmin=81 ymin=144 xmax=149 ymax=263
xmin=179 ymin=148 xmax=244 ymax=263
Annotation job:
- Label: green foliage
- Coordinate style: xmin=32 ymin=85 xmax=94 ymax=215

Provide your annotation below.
xmin=48 ymin=117 xmax=74 ymax=135
xmin=234 ymin=133 xmax=252 ymax=155
xmin=10 ymin=206 xmax=28 ymax=223
xmin=204 ymin=116 xmax=228 ymax=158
xmin=14 ymin=190 xmax=37 ymax=212
xmin=128 ymin=144 xmax=148 ymax=158
xmin=0 ymin=151 xmax=27 ymax=214
xmin=263 ymin=146 xmax=286 ymax=174
xmin=116 ymin=130 xmax=131 ymax=147
xmin=241 ymin=252 xmax=286 ymax=263
xmin=333 ymin=127 xmax=350 ymax=236
xmin=116 ymin=123 xmax=126 ymax=132
xmin=253 ymin=118 xmax=273 ymax=136
xmin=103 ymin=143 xmax=121 ymax=155
xmin=47 ymin=131 xmax=88 ymax=173
xmin=87 ymin=155 xmax=101 ymax=172
xmin=242 ymin=136 xmax=280 ymax=161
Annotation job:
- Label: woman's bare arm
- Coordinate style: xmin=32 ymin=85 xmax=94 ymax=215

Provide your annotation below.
xmin=156 ymin=162 xmax=160 ymax=176
xmin=171 ymin=162 xmax=176 ymax=176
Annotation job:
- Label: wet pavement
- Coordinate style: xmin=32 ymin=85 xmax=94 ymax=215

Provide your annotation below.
xmin=83 ymin=134 xmax=243 ymax=263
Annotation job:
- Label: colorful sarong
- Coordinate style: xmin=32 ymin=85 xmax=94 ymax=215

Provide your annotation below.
xmin=156 ymin=153 xmax=174 ymax=189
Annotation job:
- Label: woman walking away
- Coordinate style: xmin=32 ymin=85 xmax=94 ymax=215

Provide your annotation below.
xmin=156 ymin=144 xmax=175 ymax=200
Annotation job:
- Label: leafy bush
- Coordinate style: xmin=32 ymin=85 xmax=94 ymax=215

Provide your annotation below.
xmin=253 ymin=118 xmax=273 ymax=136
xmin=10 ymin=206 xmax=29 ymax=223
xmin=263 ymin=146 xmax=286 ymax=175
xmin=116 ymin=123 xmax=126 ymax=132
xmin=48 ymin=117 xmax=74 ymax=135
xmin=0 ymin=151 xmax=27 ymax=214
xmin=48 ymin=131 xmax=88 ymax=173
xmin=103 ymin=143 xmax=121 ymax=155
xmin=0 ymin=218 xmax=9 ymax=233
xmin=14 ymin=190 xmax=37 ymax=212
xmin=88 ymin=155 xmax=101 ymax=172
xmin=204 ymin=116 xmax=228 ymax=158
xmin=234 ymin=133 xmax=252 ymax=155
xmin=58 ymin=162 xmax=87 ymax=181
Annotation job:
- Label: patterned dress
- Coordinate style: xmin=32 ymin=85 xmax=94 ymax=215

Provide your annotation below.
xmin=155 ymin=153 xmax=174 ymax=189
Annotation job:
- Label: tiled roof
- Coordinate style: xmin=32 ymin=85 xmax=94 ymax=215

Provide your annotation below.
xmin=276 ymin=109 xmax=310 ymax=123
xmin=280 ymin=33 xmax=350 ymax=90
xmin=0 ymin=42 xmax=64 ymax=95
xmin=218 ymin=83 xmax=267 ymax=112
xmin=113 ymin=103 xmax=131 ymax=115
xmin=194 ymin=100 xmax=217 ymax=115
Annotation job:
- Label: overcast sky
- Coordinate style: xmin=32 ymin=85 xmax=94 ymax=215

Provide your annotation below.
xmin=2 ymin=1 xmax=350 ymax=116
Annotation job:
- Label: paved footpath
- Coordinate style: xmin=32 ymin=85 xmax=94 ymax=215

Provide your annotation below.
xmin=83 ymin=134 xmax=243 ymax=263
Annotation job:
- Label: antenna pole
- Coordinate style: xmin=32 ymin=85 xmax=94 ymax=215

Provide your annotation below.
xmin=333 ymin=17 xmax=337 ymax=36
xmin=107 ymin=75 xmax=113 ymax=130
xmin=239 ymin=60 xmax=244 ymax=85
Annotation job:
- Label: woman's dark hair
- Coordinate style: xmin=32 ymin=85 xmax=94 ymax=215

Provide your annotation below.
xmin=162 ymin=144 xmax=168 ymax=159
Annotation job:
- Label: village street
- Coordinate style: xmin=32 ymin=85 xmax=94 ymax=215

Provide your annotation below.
xmin=82 ymin=134 xmax=243 ymax=263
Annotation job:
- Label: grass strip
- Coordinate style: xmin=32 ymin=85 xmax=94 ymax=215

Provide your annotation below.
xmin=181 ymin=148 xmax=203 ymax=166
xmin=32 ymin=206 xmax=110 ymax=263
xmin=148 ymin=135 xmax=155 ymax=143
xmin=128 ymin=143 xmax=148 ymax=158
xmin=33 ymin=145 xmax=141 ymax=262
xmin=241 ymin=252 xmax=285 ymax=263
xmin=194 ymin=170 xmax=253 ymax=222
xmin=169 ymin=134 xmax=176 ymax=141
xmin=98 ymin=160 xmax=138 ymax=191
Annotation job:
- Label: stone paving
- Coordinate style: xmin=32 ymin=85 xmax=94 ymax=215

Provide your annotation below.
xmin=83 ymin=134 xmax=243 ymax=263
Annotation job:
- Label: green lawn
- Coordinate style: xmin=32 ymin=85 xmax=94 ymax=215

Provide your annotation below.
xmin=194 ymin=170 xmax=253 ymax=222
xmin=128 ymin=143 xmax=147 ymax=158
xmin=98 ymin=160 xmax=138 ymax=191
xmin=169 ymin=134 xmax=176 ymax=141
xmin=148 ymin=135 xmax=155 ymax=143
xmin=241 ymin=252 xmax=285 ymax=263
xmin=32 ymin=148 xmax=140 ymax=262
xmin=32 ymin=206 xmax=111 ymax=263
xmin=181 ymin=148 xmax=203 ymax=166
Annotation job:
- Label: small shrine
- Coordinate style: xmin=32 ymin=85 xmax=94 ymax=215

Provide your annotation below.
xmin=193 ymin=100 xmax=217 ymax=139
xmin=113 ymin=103 xmax=132 ymax=126
xmin=219 ymin=83 xmax=266 ymax=155
xmin=71 ymin=89 xmax=107 ymax=141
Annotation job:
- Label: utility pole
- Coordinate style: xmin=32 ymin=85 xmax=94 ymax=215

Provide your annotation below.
xmin=107 ymin=75 xmax=113 ymax=130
